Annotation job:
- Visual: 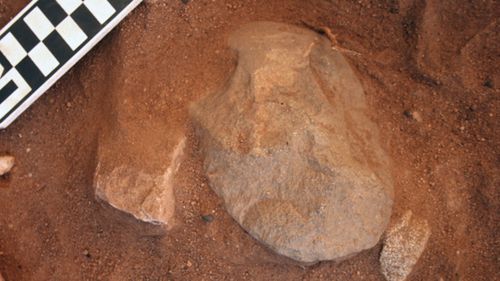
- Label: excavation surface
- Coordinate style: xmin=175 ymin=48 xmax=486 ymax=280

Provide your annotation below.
xmin=0 ymin=0 xmax=498 ymax=280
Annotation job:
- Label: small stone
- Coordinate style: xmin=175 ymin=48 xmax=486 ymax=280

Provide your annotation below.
xmin=201 ymin=214 xmax=214 ymax=223
xmin=483 ymin=78 xmax=493 ymax=88
xmin=380 ymin=210 xmax=431 ymax=281
xmin=0 ymin=155 xmax=15 ymax=176
xmin=83 ymin=249 xmax=90 ymax=258
xmin=411 ymin=111 xmax=423 ymax=122
xmin=186 ymin=260 xmax=192 ymax=267
xmin=403 ymin=110 xmax=422 ymax=122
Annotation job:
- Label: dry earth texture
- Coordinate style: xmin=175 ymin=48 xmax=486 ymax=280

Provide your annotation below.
xmin=0 ymin=0 xmax=498 ymax=280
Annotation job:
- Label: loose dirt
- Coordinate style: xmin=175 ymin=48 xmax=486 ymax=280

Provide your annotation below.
xmin=0 ymin=0 xmax=498 ymax=280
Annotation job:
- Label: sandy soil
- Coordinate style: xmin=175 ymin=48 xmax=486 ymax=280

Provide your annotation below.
xmin=0 ymin=0 xmax=498 ymax=280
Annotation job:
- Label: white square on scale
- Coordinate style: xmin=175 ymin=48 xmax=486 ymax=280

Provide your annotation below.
xmin=84 ymin=0 xmax=116 ymax=24
xmin=0 ymin=33 xmax=27 ymax=66
xmin=24 ymin=7 xmax=55 ymax=41
xmin=56 ymin=0 xmax=82 ymax=15
xmin=28 ymin=43 xmax=59 ymax=76
xmin=56 ymin=17 xmax=88 ymax=50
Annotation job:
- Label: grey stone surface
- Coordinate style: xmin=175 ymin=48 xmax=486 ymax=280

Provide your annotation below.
xmin=380 ymin=210 xmax=431 ymax=281
xmin=191 ymin=22 xmax=393 ymax=263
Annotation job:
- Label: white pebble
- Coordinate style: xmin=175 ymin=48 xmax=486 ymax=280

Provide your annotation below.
xmin=0 ymin=155 xmax=15 ymax=176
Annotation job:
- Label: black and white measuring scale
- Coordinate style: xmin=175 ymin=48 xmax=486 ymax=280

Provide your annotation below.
xmin=0 ymin=0 xmax=143 ymax=129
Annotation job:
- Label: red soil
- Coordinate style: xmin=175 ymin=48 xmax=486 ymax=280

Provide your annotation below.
xmin=0 ymin=0 xmax=498 ymax=280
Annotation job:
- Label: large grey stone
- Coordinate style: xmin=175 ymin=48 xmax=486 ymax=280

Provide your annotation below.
xmin=191 ymin=22 xmax=393 ymax=263
xmin=380 ymin=211 xmax=431 ymax=281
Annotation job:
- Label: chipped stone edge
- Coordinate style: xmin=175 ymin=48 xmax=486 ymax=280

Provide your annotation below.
xmin=94 ymin=136 xmax=186 ymax=226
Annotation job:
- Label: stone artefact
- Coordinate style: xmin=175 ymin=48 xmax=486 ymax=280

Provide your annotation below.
xmin=94 ymin=136 xmax=185 ymax=225
xmin=0 ymin=155 xmax=14 ymax=176
xmin=380 ymin=211 xmax=431 ymax=281
xmin=191 ymin=22 xmax=393 ymax=263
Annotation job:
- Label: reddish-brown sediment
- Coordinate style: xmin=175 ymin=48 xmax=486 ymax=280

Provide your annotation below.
xmin=0 ymin=0 xmax=498 ymax=280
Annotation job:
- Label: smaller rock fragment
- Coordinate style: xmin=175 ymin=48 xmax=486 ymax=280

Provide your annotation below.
xmin=380 ymin=210 xmax=431 ymax=281
xmin=201 ymin=214 xmax=214 ymax=223
xmin=83 ymin=249 xmax=91 ymax=258
xmin=94 ymin=136 xmax=186 ymax=226
xmin=411 ymin=111 xmax=423 ymax=122
xmin=0 ymin=155 xmax=15 ymax=176
xmin=403 ymin=110 xmax=422 ymax=122
xmin=483 ymin=78 xmax=493 ymax=88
